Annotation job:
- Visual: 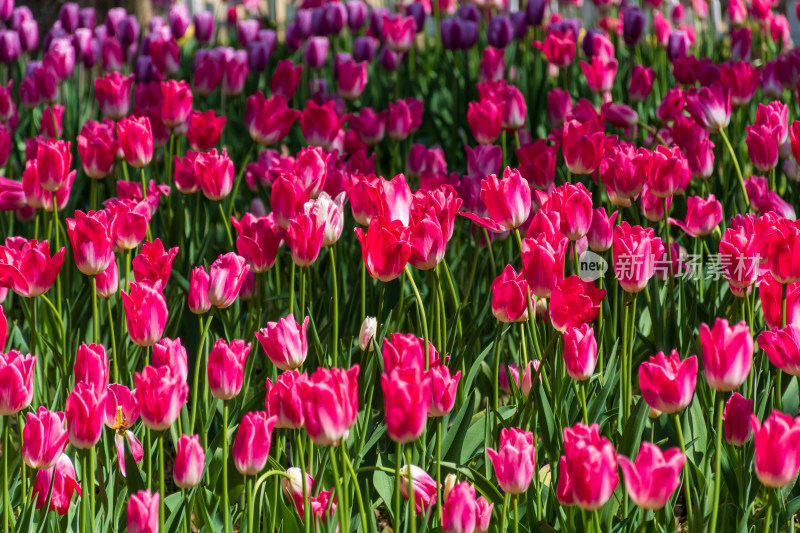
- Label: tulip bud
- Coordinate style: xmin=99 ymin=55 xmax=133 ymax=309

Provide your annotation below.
xmin=232 ymin=411 xmax=278 ymax=476
xmin=359 ymin=317 xmax=377 ymax=351
xmin=127 ymin=490 xmax=159 ymax=533
xmin=174 ymin=435 xmax=205 ymax=489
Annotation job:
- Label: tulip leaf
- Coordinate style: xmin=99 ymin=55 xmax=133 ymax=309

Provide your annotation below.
xmin=124 ymin=435 xmax=145 ymax=495
xmin=618 ymin=398 xmax=649 ymax=459
xmin=438 ymin=461 xmax=504 ymax=506
xmin=441 ymin=391 xmax=476 ymax=462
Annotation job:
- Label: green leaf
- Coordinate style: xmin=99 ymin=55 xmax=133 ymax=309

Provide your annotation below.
xmin=618 ymin=398 xmax=649 ymax=459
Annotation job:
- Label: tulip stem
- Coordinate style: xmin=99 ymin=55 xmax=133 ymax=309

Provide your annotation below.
xmin=81 ymin=449 xmax=88 ymax=533
xmin=405 ymin=446 xmax=416 ymax=533
xmin=435 ymin=419 xmax=443 ymax=523
xmin=2 ymin=417 xmax=8 ymax=533
xmin=247 ymin=477 xmax=254 ymax=533
xmin=92 ymin=276 xmax=99 ymax=344
xmin=514 ymin=495 xmax=520 ymax=533
xmin=295 ymin=431 xmax=311 ymax=533
xmin=159 ymin=432 xmax=166 ymax=533
xmin=141 ymin=169 xmax=152 ymax=242
xmin=500 ymin=492 xmax=509 ymax=532
xmin=290 ymin=262 xmax=296 ymax=317
xmin=341 ymin=443 xmax=369 ymax=533
xmin=361 ymin=261 xmax=366 ymax=321
xmin=330 ymin=245 xmax=339 ymax=366
xmin=764 ymin=490 xmax=774 ymax=533
xmin=107 ymin=299 xmax=118 ymax=383
xmin=89 ymin=450 xmax=96 ymax=533
xmin=579 ymin=381 xmax=589 ymax=425
xmin=405 ymin=266 xmax=430 ymax=370
xmin=394 ymin=441 xmax=403 ymax=531
xmin=223 ymin=401 xmax=230 ymax=533
xmin=330 ymin=445 xmax=348 ymax=532
xmin=226 ymin=143 xmax=256 ymax=220
xmin=717 ymin=127 xmax=750 ymax=209
xmin=217 ymin=201 xmax=234 ymax=250
xmin=299 ymin=266 xmax=306 ymax=319
xmin=709 ymin=393 xmax=725 ymax=533
xmin=190 ymin=311 xmax=215 ymax=433
xmin=493 ymin=323 xmax=504 ymax=411
xmin=671 ymin=413 xmax=693 ymax=521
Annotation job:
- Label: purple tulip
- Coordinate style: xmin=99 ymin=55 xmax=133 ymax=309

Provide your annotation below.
xmin=487 ymin=15 xmax=513 ymax=49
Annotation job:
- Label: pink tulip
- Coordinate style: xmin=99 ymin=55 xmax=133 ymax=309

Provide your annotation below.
xmin=467 ymin=99 xmax=502 ymax=145
xmin=134 ymin=365 xmax=189 ymax=431
xmin=442 ymin=481 xmax=478 ymax=533
xmin=382 ymin=333 xmax=442 ymax=374
xmin=336 ymin=57 xmax=369 ymax=100
xmin=232 ymin=411 xmax=277 ymax=476
xmin=152 ymin=337 xmax=188 ymax=383
xmin=272 ymin=172 xmax=310 ymax=229
xmin=399 ymin=465 xmax=438 ymax=516
xmin=517 ymin=140 xmax=557 ymax=190
xmin=0 ymin=349 xmax=35 ymax=415
xmin=629 ymin=65 xmax=656 ymax=102
xmin=127 ymin=490 xmax=159 ymax=533
xmin=383 ymin=15 xmax=415 ymax=52
xmin=461 ymin=168 xmax=531 ymax=233
xmin=94 ymin=71 xmax=133 ymax=120
xmin=521 ymin=233 xmax=568 ymax=298
xmin=256 ymin=315 xmax=309 ymax=371
xmin=618 ymin=442 xmax=685 ymax=510
xmin=350 ymin=107 xmax=388 ymax=145
xmin=668 ymin=194 xmax=722 ymax=237
xmin=492 ymin=264 xmax=529 ymax=323
xmin=429 ymin=365 xmax=460 ymax=417
xmin=557 ymin=423 xmax=619 ymax=510
xmin=188 ymin=266 xmax=211 ymax=314
xmin=22 ymin=406 xmax=68 ymax=470
xmin=533 ymin=29 xmax=576 ymax=68
xmin=724 ymin=392 xmax=754 ymax=446
xmin=74 ymin=343 xmax=108 ymax=393
xmin=173 ymin=435 xmax=205 ymax=489
xmin=32 ymin=454 xmax=81 ymax=515
xmin=684 ymin=81 xmax=731 ymax=133
xmin=750 ymin=411 xmax=800 ymax=488
xmin=65 ymin=210 xmax=114 ymax=276
xmin=207 ymin=252 xmax=250 ymax=309
xmin=387 ymin=98 xmax=423 ymax=140
xmin=299 ymin=365 xmax=359 ymax=446
xmin=487 ymin=427 xmax=536 ymax=494
xmin=587 ymin=207 xmax=618 ymax=252
xmin=0 ymin=237 xmax=64 ymax=297
xmin=647 ymin=144 xmax=689 ymax=198
xmin=196 ymin=148 xmax=234 ymax=201
xmin=103 ymin=384 xmax=141 ymax=431
xmin=549 ymin=276 xmax=606 ymax=333
xmin=232 ymin=213 xmax=283 ymax=273
xmin=265 ymin=370 xmax=306 ymax=429
xmin=639 ymin=350 xmax=698 ymax=414
xmin=382 ymin=367 xmax=431 ymax=443
xmin=758 ymin=324 xmax=800 ymax=376
xmin=208 ymin=338 xmax=250 ymax=400
xmin=306 ymin=192 xmax=345 ymax=247
xmin=563 ymin=324 xmax=598 ymax=381
xmin=66 ymin=382 xmax=106 ymax=449
xmin=580 ymin=56 xmax=618 ymax=97
xmin=613 ymin=222 xmax=664 ymax=293
xmin=132 ymin=238 xmax=178 ymax=288
xmin=480 ymin=46 xmax=505 ymax=82
xmin=107 ymin=199 xmax=150 ymax=251
xmin=186 ymin=110 xmax=226 ymax=151
xmin=547 ymin=88 xmax=572 ymax=127
xmin=562 ymin=119 xmax=616 ymax=175
xmin=300 ymin=100 xmax=349 ymax=150
xmin=0 ymin=306 xmax=5 ymax=352
xmin=244 ymin=91 xmax=300 ymax=146
xmin=117 ymin=115 xmax=154 ymax=168
xmin=36 ymin=138 xmax=72 ymax=192
xmin=160 ymin=79 xmax=193 ymax=129
xmin=287 ymin=211 xmax=325 ymax=267
xmin=700 ymin=318 xmax=753 ymax=392
xmin=475 ymin=496 xmax=493 ymax=533
xmin=122 ymin=281 xmax=167 ymax=347
xmin=546 ymin=182 xmax=594 ymax=241
xmin=355 ymin=216 xmax=411 ymax=282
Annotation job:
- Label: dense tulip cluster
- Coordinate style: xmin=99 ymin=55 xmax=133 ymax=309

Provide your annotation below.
xmin=0 ymin=0 xmax=799 ymax=532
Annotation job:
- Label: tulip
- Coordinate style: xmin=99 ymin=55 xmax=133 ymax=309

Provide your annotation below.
xmin=613 ymin=222 xmax=663 ymax=293
xmin=408 ymin=208 xmax=447 ymax=271
xmin=152 ymin=337 xmax=188 ymax=383
xmin=758 ymin=324 xmax=800 ymax=376
xmin=232 ymin=213 xmax=283 ymax=273
xmin=36 ymin=138 xmax=72 ymax=192
xmin=629 ymin=65 xmax=656 ymax=102
xmin=533 ymin=29 xmax=575 ymax=68
xmin=442 ymin=482 xmax=478 ymax=533
xmin=121 ymin=282 xmax=167 ymax=347
xmin=461 ymin=168 xmax=531 ymax=233
xmin=192 ymin=49 xmax=223 ymax=95
xmin=388 ymin=98 xmax=424 ymax=140
xmin=174 ymin=435 xmax=205 ymax=489
xmin=580 ymin=56 xmax=618 ymax=97
xmin=299 ymin=365 xmax=359 ymax=446
xmin=22 ymin=407 xmax=69 ymax=470
xmin=547 ymin=88 xmax=572 ymax=127
xmin=271 ymin=172 xmax=310 ymax=229
xmin=491 ymin=265 xmax=529 ymax=323
xmin=66 ymin=382 xmax=106 ymax=449
xmin=724 ymin=392 xmax=754 ymax=446
xmin=383 ymin=15 xmax=415 ymax=52
xmin=563 ymin=324 xmax=598 ymax=381
xmin=619 ymin=442 xmax=685 ymax=510
xmin=281 ymin=466 xmax=314 ymax=515
xmin=244 ymin=92 xmax=300 ymax=146
xmin=467 ymin=99 xmax=502 ymax=145
xmin=103 ymin=383 xmax=140 ymax=433
xmin=429 ymin=365 xmax=460 ymax=417
xmin=77 ymin=120 xmax=119 ymax=180
xmin=720 ymin=61 xmax=759 ymax=107
xmin=207 ymin=339 xmax=250 ymax=400
xmin=699 ymin=318 xmax=753 ymax=392
xmin=65 ymin=210 xmax=114 ymax=276
xmin=359 ymin=317 xmax=377 ymax=351
xmin=0 ymin=238 xmax=65 ymax=297
xmin=396 ymin=465 xmax=436 ymax=517
xmin=668 ymin=194 xmax=722 ymax=237
xmin=286 ymin=211 xmax=325 ymax=267
xmin=521 ymin=233 xmax=568 ymax=298
xmin=0 ymin=307 xmax=5 ymax=351
xmin=186 ymin=110 xmax=226 ymax=151
xmin=32 ymin=454 xmax=81 ymax=515
xmin=336 ymin=58 xmax=369 ymax=100
xmin=94 ymin=72 xmax=133 ymax=120
xmin=271 ymin=59 xmax=303 ymax=100
xmin=232 ymin=411 xmax=277 ymax=476
xmin=562 ymin=119 xmax=616 ymax=175
xmin=0 ymin=350 xmax=35 ymax=415
xmin=256 ymin=315 xmax=309 ymax=371
xmin=587 ymin=208 xmax=618 ymax=252
xmin=480 ymin=47 xmax=505 ymax=82
xmin=350 ymin=108 xmax=388 ymax=145
xmin=107 ymin=199 xmax=149 ymax=251
xmin=648 ymin=145 xmax=689 ymax=198
xmin=557 ymin=423 xmax=619 ymax=510
xmin=750 ymin=411 xmax=800 ymax=488
xmin=638 ymin=350 xmax=697 ymax=414
xmin=161 ymin=80 xmax=193 ymax=129
xmin=382 ymin=333 xmax=442 ymax=373
xmin=746 ymin=123 xmax=780 ymax=172
xmin=300 ymin=100 xmax=348 ymax=149
xmin=758 ymin=218 xmax=800 ymax=284
xmin=265 ymin=370 xmax=305 ymax=429
xmin=117 ymin=116 xmax=154 ymax=168
xmin=188 ymin=266 xmax=211 ymax=315
xmin=684 ymin=82 xmax=731 ymax=133
xmin=355 ymin=216 xmax=411 ymax=282
xmin=221 ymin=49 xmax=249 ymax=95
xmin=194 ymin=11 xmax=215 ymax=43
xmin=549 ymin=276 xmax=606 ymax=332
xmin=382 ymin=367 xmax=431 ymax=443
xmin=487 ymin=428 xmax=536 ymax=494
xmin=132 ymin=239 xmax=178 ymax=289
xmin=207 ymin=252 xmax=250 ymax=309
xmin=74 ymin=343 xmax=108 ymax=393
xmin=195 ymin=148 xmax=234 ymax=201
xmin=127 ymin=490 xmax=159 ymax=533
xmin=135 ymin=365 xmax=189 ymax=431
